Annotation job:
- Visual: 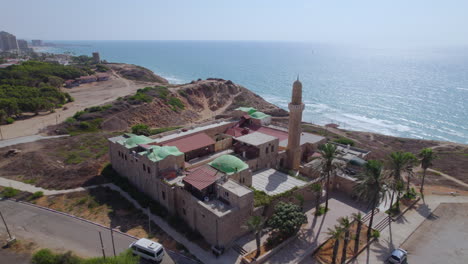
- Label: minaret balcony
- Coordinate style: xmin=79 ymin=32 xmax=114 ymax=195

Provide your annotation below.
xmin=288 ymin=103 xmax=305 ymax=112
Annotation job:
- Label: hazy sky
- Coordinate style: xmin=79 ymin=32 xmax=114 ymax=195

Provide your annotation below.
xmin=2 ymin=0 xmax=468 ymax=46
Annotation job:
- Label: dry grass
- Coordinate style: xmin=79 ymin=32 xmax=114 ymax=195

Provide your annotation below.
xmin=33 ymin=187 xmax=182 ymax=253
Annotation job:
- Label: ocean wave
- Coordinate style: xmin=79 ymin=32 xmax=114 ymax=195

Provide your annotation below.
xmin=456 ymin=87 xmax=468 ymax=91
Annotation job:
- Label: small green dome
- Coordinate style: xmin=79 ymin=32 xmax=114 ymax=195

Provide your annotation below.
xmin=249 ymin=111 xmax=270 ymax=119
xmin=143 ymin=145 xmax=183 ymax=162
xmin=120 ymin=135 xmax=153 ymax=148
xmin=209 ymin=154 xmax=248 ymax=175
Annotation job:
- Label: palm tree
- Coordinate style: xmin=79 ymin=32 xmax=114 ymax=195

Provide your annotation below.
xmin=311 ymin=182 xmax=322 ymax=215
xmin=352 ymin=212 xmax=363 ymax=255
xmin=354 ymin=160 xmax=388 ymax=239
xmin=246 ymin=215 xmax=265 ymax=259
xmin=387 ymin=152 xmax=416 ymax=209
xmin=419 ymin=148 xmax=436 ymax=194
xmin=318 ymin=143 xmax=339 ymax=212
xmin=339 ymin=216 xmax=351 ymax=264
xmin=327 ymin=225 xmax=343 ymax=264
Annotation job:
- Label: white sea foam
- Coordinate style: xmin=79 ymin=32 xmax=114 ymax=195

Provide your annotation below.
xmin=456 ymin=87 xmax=468 ymax=91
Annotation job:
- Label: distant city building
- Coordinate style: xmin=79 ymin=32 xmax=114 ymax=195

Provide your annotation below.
xmin=92 ymin=52 xmax=101 ymax=64
xmin=0 ymin=31 xmax=19 ymax=52
xmin=17 ymin=39 xmax=29 ymax=50
xmin=31 ymin=39 xmax=43 ymax=46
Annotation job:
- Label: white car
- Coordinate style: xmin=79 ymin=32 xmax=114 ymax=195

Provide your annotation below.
xmin=130 ymin=238 xmax=165 ymax=263
xmin=388 ymin=248 xmax=407 ymax=264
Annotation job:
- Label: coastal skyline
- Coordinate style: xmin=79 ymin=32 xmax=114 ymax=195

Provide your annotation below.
xmin=2 ymin=0 xmax=468 ymax=47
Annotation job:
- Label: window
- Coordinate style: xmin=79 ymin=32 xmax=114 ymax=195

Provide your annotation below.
xmin=225 ymin=192 xmax=229 ymax=197
xmin=125 ymin=155 xmax=127 ymax=160
xmin=147 ymin=167 xmax=151 ymax=174
xmin=137 ymin=247 xmax=155 ymax=258
xmin=162 ymin=191 xmax=166 ymax=200
xmin=143 ymin=164 xmax=146 ymax=171
xmin=183 ymin=208 xmax=186 ymax=215
xmin=202 ymin=214 xmax=205 ymax=218
xmin=271 ymin=145 xmax=274 ymax=152
xmin=118 ymin=151 xmax=121 ymax=157
xmin=266 ymin=147 xmax=269 ymax=154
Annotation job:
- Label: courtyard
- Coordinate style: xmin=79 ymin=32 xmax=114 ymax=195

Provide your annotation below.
xmin=252 ymin=168 xmax=308 ymax=195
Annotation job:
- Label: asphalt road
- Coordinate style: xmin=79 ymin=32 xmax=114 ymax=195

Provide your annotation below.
xmin=0 ymin=199 xmax=179 ymax=264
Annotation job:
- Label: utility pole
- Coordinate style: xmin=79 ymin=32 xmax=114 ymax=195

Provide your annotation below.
xmin=98 ymin=231 xmax=106 ymax=259
xmin=0 ymin=209 xmax=13 ymax=241
xmin=147 ymin=207 xmax=151 ymax=236
xmin=110 ymin=226 xmax=116 ymax=257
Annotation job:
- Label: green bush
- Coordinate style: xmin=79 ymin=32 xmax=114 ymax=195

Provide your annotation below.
xmin=1 ymin=187 xmax=20 ymax=198
xmin=333 ymin=137 xmax=355 ymax=146
xmin=32 ymin=249 xmax=57 ymax=264
xmin=372 ymin=230 xmax=380 ymax=238
xmin=178 ymin=90 xmax=188 ymax=97
xmin=151 ymin=126 xmax=181 ymax=135
xmin=95 ymin=64 xmax=109 ymax=72
xmin=6 ymin=117 xmax=14 ymax=124
xmin=315 ymin=206 xmax=329 ymax=216
xmin=168 ymin=97 xmax=185 ymax=110
xmin=131 ymin=123 xmax=151 ymax=136
xmin=29 ymin=191 xmax=44 ymax=200
xmin=253 ymin=189 xmax=272 ymax=207
xmin=65 ymin=117 xmax=77 ymax=124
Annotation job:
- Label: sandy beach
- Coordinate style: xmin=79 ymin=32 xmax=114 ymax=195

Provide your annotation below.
xmin=0 ymin=71 xmax=153 ymax=140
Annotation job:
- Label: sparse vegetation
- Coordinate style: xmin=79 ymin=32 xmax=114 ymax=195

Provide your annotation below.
xmin=131 ymin=123 xmax=181 ymax=136
xmin=333 ymin=137 xmax=355 ymax=146
xmin=29 ymin=191 xmax=44 ymax=200
xmin=32 ymin=248 xmax=139 ymax=264
xmin=1 ymin=187 xmax=20 ymax=198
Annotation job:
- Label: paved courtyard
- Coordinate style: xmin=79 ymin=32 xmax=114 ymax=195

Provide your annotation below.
xmin=401 ymin=203 xmax=468 ymax=264
xmin=252 ymin=168 xmax=308 ymax=195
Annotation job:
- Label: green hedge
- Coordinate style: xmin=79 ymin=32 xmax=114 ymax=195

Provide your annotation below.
xmin=32 ymin=248 xmax=139 ymax=264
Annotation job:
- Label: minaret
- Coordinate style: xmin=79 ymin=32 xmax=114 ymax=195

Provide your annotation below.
xmin=286 ymin=77 xmax=305 ymax=170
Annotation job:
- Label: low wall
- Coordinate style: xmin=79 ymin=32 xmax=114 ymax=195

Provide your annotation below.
xmin=242 ymin=234 xmax=298 ymax=264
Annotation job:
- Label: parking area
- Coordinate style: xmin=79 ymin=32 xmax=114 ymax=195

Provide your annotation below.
xmin=401 ymin=203 xmax=468 ymax=264
xmin=252 ymin=168 xmax=308 ymax=195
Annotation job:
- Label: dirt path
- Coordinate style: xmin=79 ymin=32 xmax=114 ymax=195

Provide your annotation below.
xmin=427 ymin=168 xmax=468 ymax=188
xmin=0 ymin=73 xmax=153 ymax=140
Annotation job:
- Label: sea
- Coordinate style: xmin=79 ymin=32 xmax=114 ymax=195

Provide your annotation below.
xmin=39 ymin=41 xmax=468 ymax=144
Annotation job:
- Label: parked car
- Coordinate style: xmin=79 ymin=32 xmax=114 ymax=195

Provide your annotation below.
xmin=130 ymin=238 xmax=165 ymax=263
xmin=388 ymin=248 xmax=407 ymax=263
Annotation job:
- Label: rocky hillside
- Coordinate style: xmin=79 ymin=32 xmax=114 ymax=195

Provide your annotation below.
xmin=65 ymin=78 xmax=287 ymax=132
xmin=107 ymin=63 xmax=169 ymax=83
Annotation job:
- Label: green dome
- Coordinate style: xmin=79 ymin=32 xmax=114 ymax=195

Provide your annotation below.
xmin=209 ymin=154 xmax=248 ymax=175
xmin=236 ymin=107 xmax=258 ymax=115
xmin=119 ymin=135 xmax=153 ymax=148
xmin=249 ymin=111 xmax=270 ymax=119
xmin=142 ymin=146 xmax=183 ymax=162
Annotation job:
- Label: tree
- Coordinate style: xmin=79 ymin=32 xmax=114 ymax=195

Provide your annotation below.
xmin=339 ymin=216 xmax=351 ymax=264
xmin=246 ymin=215 xmax=265 ymax=259
xmin=419 ymin=148 xmax=436 ymax=194
xmin=267 ymin=202 xmax=307 ymax=238
xmin=352 ymin=212 xmax=363 ymax=255
xmin=131 ymin=123 xmax=151 ymax=136
xmin=317 ymin=143 xmax=339 ymax=213
xmin=354 ymin=160 xmax=388 ymax=239
xmin=311 ymin=182 xmax=322 ymax=215
xmin=387 ymin=152 xmax=417 ymax=209
xmin=327 ymin=225 xmax=343 ymax=264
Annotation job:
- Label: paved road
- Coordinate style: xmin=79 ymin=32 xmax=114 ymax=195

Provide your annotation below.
xmin=0 ymin=135 xmax=68 ymax=148
xmin=0 ymin=199 xmax=176 ymax=264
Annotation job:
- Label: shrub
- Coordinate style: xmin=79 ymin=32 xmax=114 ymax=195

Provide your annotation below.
xmin=73 ymin=111 xmax=85 ymax=119
xmin=131 ymin=123 xmax=151 ymax=136
xmin=267 ymin=202 xmax=307 ymax=237
xmin=6 ymin=117 xmax=15 ymax=124
xmin=178 ymin=90 xmax=188 ymax=97
xmin=253 ymin=189 xmax=272 ymax=207
xmin=333 ymin=137 xmax=355 ymax=146
xmin=372 ymin=230 xmax=380 ymax=238
xmin=1 ymin=187 xmax=20 ymax=198
xmin=168 ymin=97 xmax=185 ymax=110
xmin=29 ymin=191 xmax=44 ymax=200
xmin=315 ymin=206 xmax=328 ymax=216
xmin=79 ymin=121 xmax=91 ymax=130
xmin=32 ymin=249 xmax=57 ymax=264
xmin=65 ymin=117 xmax=77 ymax=124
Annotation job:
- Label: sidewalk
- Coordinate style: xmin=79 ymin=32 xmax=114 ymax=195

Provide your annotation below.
xmin=352 ymin=194 xmax=468 ymax=263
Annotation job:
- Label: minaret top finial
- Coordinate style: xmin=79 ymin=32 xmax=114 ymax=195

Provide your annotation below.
xmin=297 ymin=75 xmax=299 ymax=81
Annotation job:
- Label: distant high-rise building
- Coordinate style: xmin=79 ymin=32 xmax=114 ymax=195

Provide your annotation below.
xmin=92 ymin=52 xmax=101 ymax=64
xmin=32 ymin=39 xmax=43 ymax=46
xmin=0 ymin=31 xmax=19 ymax=52
xmin=17 ymin=39 xmax=29 ymax=50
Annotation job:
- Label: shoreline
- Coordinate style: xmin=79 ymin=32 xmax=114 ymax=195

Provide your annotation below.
xmin=11 ymin=47 xmax=468 ymax=144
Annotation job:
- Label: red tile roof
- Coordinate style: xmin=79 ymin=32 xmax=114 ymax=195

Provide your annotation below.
xmin=159 ymin=132 xmax=215 ymax=153
xmin=183 ymin=165 xmax=221 ymax=191
xmin=252 ymin=126 xmax=289 ymax=142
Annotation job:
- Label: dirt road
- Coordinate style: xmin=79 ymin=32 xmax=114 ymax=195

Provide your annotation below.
xmin=0 ymin=73 xmax=152 ymax=140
